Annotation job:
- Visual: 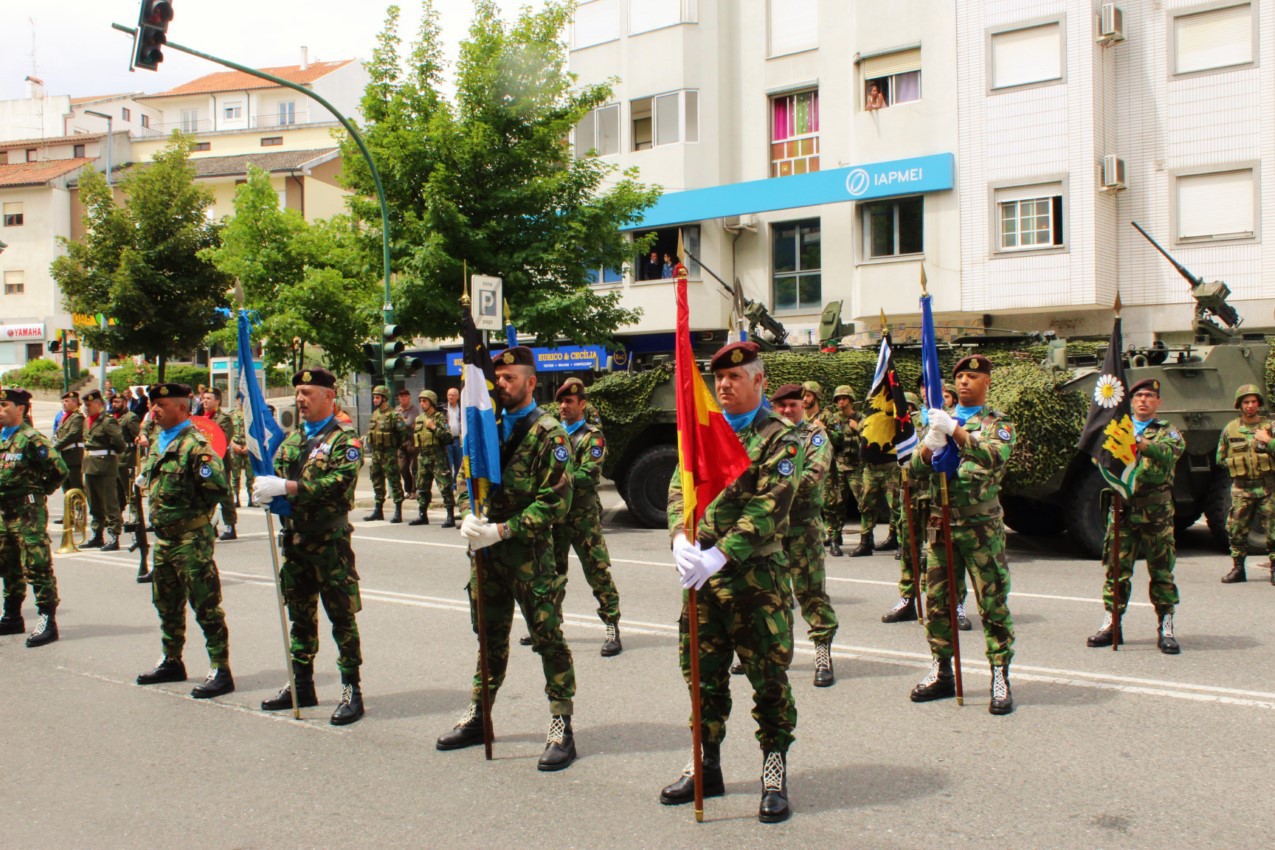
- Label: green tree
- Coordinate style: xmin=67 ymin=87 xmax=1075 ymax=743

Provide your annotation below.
xmin=342 ymin=0 xmax=660 ymax=345
xmin=50 ymin=133 xmax=230 ymax=380
xmin=201 ymin=165 xmax=380 ymax=377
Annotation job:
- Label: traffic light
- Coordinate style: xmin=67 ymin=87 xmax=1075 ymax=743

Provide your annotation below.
xmin=47 ymin=340 xmax=61 ymax=354
xmin=66 ymin=338 xmax=80 ymax=353
xmin=133 ymin=0 xmax=174 ymax=72
xmin=361 ymin=342 xmax=383 ymax=378
xmin=382 ymin=324 xmax=423 ymax=375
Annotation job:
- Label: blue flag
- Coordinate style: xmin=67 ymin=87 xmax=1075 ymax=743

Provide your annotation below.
xmin=235 ymin=310 xmax=288 ymax=512
xmin=920 ymin=292 xmax=959 ymax=477
xmin=461 ymin=307 xmax=503 ymax=516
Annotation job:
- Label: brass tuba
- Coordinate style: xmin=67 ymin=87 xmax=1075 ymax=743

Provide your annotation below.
xmin=57 ymin=488 xmax=89 ymax=554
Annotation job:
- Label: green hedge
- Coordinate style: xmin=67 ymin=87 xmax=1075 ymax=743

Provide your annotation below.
xmin=1 ymin=359 xmax=87 ymax=390
xmin=108 ymin=364 xmax=211 ymax=390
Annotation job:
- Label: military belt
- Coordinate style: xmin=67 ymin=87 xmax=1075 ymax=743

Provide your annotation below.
xmin=0 ymin=494 xmax=36 ymax=514
xmin=153 ymin=515 xmax=210 ymax=540
xmin=932 ymin=497 xmax=1002 ymax=521
xmin=1127 ymin=490 xmax=1172 ymax=510
xmin=283 ymin=516 xmax=349 ymax=534
xmin=86 ymin=449 xmax=116 ymax=457
xmin=63 ymin=442 xmax=85 ymax=450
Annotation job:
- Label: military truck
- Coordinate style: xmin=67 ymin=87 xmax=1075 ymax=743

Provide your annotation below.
xmin=593 ymin=225 xmax=1270 ymax=558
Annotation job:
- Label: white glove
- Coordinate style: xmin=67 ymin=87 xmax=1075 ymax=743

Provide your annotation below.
xmin=927 ymin=408 xmax=955 ymax=436
xmin=253 ymin=475 xmax=288 ymax=501
xmin=672 ymin=532 xmax=699 ymax=577
xmin=923 ymin=428 xmax=948 ymax=452
xmin=134 ymin=474 xmax=147 ymax=489
xmin=680 ymin=544 xmax=728 ymax=590
xmin=460 ymin=513 xmax=502 ymax=550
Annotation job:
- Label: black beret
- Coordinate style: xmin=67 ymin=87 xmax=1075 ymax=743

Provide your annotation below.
xmin=82 ymin=389 xmax=104 ymax=403
xmin=555 ymin=378 xmax=586 ymax=402
xmin=293 ymin=368 xmax=337 ymax=389
xmin=61 ymin=391 xmax=80 ymax=400
xmin=709 ymin=341 xmax=760 ymax=372
xmin=1129 ymin=378 xmax=1161 ymax=397
xmin=148 ymin=383 xmax=193 ymax=399
xmin=493 ymin=346 xmax=536 ymax=370
xmin=0 ymin=387 xmax=32 ymax=407
xmin=953 ymin=355 xmax=992 ymax=377
xmin=769 ymin=383 xmax=804 ymax=404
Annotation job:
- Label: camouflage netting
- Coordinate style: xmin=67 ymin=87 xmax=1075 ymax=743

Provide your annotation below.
xmin=588 ymin=364 xmax=675 ymax=479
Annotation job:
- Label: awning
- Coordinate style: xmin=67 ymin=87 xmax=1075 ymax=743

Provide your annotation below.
xmin=626 ymin=152 xmax=954 ymax=230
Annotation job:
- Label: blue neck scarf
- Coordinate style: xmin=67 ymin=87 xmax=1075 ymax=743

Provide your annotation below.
xmin=954 ymin=403 xmax=983 ymax=423
xmin=563 ymin=418 xmax=586 ymax=437
xmin=1 ymin=425 xmax=19 ymax=442
xmin=156 ymin=419 xmax=193 ymax=455
xmin=1133 ymin=417 xmax=1154 ymax=438
xmin=303 ymin=414 xmax=335 ymax=440
xmin=724 ymin=402 xmax=763 ymax=433
xmin=501 ymin=401 xmax=538 ymax=443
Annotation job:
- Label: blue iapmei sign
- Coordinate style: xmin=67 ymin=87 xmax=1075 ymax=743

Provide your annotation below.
xmin=842 ymin=158 xmax=947 ymax=199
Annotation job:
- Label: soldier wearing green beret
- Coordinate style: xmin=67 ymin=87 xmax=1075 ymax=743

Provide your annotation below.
xmin=408 ymin=389 xmax=457 ymax=528
xmin=363 ymin=385 xmax=408 ymax=523
xmin=135 ymin=382 xmax=236 ymax=699
xmin=80 ymin=389 xmax=127 ymax=551
xmin=1217 ymin=384 xmax=1275 ymax=585
xmin=0 ymin=388 xmax=68 ymax=647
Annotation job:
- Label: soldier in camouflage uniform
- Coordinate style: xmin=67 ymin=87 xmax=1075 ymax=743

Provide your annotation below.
xmin=408 ymin=389 xmax=457 ymax=528
xmin=0 ymin=388 xmax=68 ymax=647
xmin=134 ymin=383 xmax=236 ymax=700
xmin=910 ymin=355 xmax=1017 ymax=715
xmin=201 ymin=388 xmax=238 ymax=541
xmin=1087 ymin=378 xmax=1186 ymax=654
xmin=662 ymin=341 xmax=800 ymax=824
xmin=1217 ymin=384 xmax=1275 ymax=585
xmin=363 ymin=385 xmax=407 ymax=523
xmin=111 ymin=392 xmax=142 ymax=522
xmin=230 ymin=402 xmax=257 ymax=509
xmin=885 ymin=392 xmax=929 ymax=623
xmin=773 ymin=383 xmax=838 ymax=687
xmin=802 ymin=382 xmax=842 ymax=556
xmin=830 ymin=386 xmax=862 ymax=557
xmin=552 ymin=378 xmax=622 ymax=656
xmin=53 ymin=391 xmax=85 ymax=496
xmin=442 ymin=346 xmax=578 ymax=771
xmin=254 ymin=368 xmax=367 ymax=725
xmin=80 ymin=389 xmax=127 ymax=551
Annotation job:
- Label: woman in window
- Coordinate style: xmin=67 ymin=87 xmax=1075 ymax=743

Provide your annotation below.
xmin=866 ymin=83 xmax=887 ymax=111
xmin=661 ymin=254 xmax=674 ymax=279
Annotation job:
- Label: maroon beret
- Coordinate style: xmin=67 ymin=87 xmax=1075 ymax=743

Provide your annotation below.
xmin=709 ymin=341 xmax=761 ymax=372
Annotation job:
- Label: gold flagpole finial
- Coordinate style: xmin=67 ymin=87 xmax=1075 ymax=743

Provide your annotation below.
xmin=461 ymin=260 xmax=470 ymax=308
xmin=880 ymin=308 xmax=889 ymax=335
xmin=503 ymin=298 xmax=512 ymax=324
xmin=1113 ymin=291 xmax=1122 ymax=317
xmin=920 ymin=264 xmax=929 ymax=296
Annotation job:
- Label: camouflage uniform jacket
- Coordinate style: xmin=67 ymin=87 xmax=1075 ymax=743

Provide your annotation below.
xmin=810 ymin=407 xmax=844 ymax=452
xmin=0 ymin=424 xmax=68 ymax=499
xmin=140 ymin=424 xmax=228 ymax=529
xmin=365 ymin=405 xmax=407 ymax=454
xmin=53 ymin=410 xmax=86 ymax=466
xmin=274 ymin=419 xmax=363 ymax=537
xmin=1130 ymin=419 xmax=1185 ymax=498
xmin=114 ymin=411 xmax=142 ymax=469
xmin=834 ymin=409 xmax=863 ymax=473
xmin=790 ymin=418 xmax=832 ymax=523
xmin=208 ymin=410 xmax=235 ymax=458
xmin=413 ymin=410 xmax=454 ymax=459
xmin=564 ymin=421 xmax=606 ymax=521
xmin=485 ymin=409 xmax=572 ymax=539
xmin=231 ymin=410 xmax=248 ymax=449
xmin=668 ymin=408 xmax=801 ymax=563
xmin=1216 ymin=417 xmax=1275 ymax=479
xmin=911 ymin=408 xmax=1014 ymax=524
xmin=82 ymin=413 xmax=127 ymax=476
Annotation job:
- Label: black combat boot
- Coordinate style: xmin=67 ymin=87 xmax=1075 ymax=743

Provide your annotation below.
xmin=910 ymin=657 xmax=956 ymax=702
xmin=0 ymin=597 xmax=24 ymax=635
xmin=137 ymin=657 xmax=187 ymax=685
xmin=882 ymin=597 xmax=918 ymax=623
xmin=101 ymin=531 xmax=121 ymax=552
xmin=261 ymin=662 xmax=318 ymax=710
xmin=436 ymin=703 xmax=487 ymax=750
xmin=601 ymin=622 xmax=622 ymax=657
xmin=191 ymin=667 xmax=235 ymax=699
xmin=879 ymin=530 xmax=900 ymax=552
xmin=1222 ymin=557 xmax=1246 ymax=583
xmin=519 ymin=634 xmax=533 ymax=646
xmin=813 ymin=641 xmax=834 ymax=687
xmin=659 ymin=741 xmax=725 ymax=805
xmin=389 ymin=504 xmax=404 ymax=524
xmin=829 ymin=530 xmax=843 ymax=557
xmin=956 ymin=602 xmax=973 ymax=631
xmin=408 ymin=507 xmax=430 ymax=526
xmin=81 ymin=530 xmax=104 ymax=549
xmin=537 ymin=715 xmax=576 ymax=771
xmin=330 ymin=672 xmax=364 ymax=726
xmin=25 ymin=608 xmax=58 ymax=647
xmin=758 ymin=752 xmax=790 ymax=824
xmin=989 ymin=664 xmax=1014 ymax=715
xmin=849 ymin=532 xmax=874 ymax=557
xmin=137 ymin=570 xmax=153 ymax=585
xmin=363 ymin=504 xmax=385 ymax=522
xmin=1158 ymin=612 xmax=1181 ymax=655
xmin=218 ymin=525 xmax=237 ymax=542
xmin=440 ymin=507 xmax=457 ymax=529
xmin=1086 ymin=611 xmax=1115 ymax=647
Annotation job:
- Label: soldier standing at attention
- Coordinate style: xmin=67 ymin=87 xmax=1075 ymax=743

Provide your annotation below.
xmin=0 ymin=388 xmax=68 ymax=647
xmin=910 ymin=355 xmax=1017 ymax=715
xmin=830 ymin=386 xmax=862 ymax=557
xmin=408 ymin=389 xmax=457 ymax=529
xmin=553 ymin=378 xmax=623 ymax=657
xmin=884 ymin=391 xmax=929 ymax=623
xmin=230 ymin=398 xmax=257 ymax=508
xmin=364 ymin=385 xmax=407 ymax=523
xmin=663 ymin=341 xmax=800 ymax=824
xmin=1217 ymin=384 xmax=1275 ymax=585
xmin=201 ymin=388 xmax=238 ymax=541
xmin=802 ymin=381 xmax=843 ymax=557
xmin=851 ymin=408 xmax=902 ymax=558
xmin=395 ymin=388 xmax=420 ymax=499
xmin=1087 ymin=378 xmax=1186 ymax=653
xmin=53 ymin=391 xmax=85 ymax=497
xmin=772 ymin=383 xmax=838 ymax=687
xmin=80 ymin=389 xmax=127 ymax=551
xmin=253 ymin=368 xmax=366 ymax=725
xmin=134 ymin=383 xmax=235 ymax=699
xmin=110 ymin=392 xmax=142 ymax=525
xmin=441 ymin=346 xmax=577 ymax=771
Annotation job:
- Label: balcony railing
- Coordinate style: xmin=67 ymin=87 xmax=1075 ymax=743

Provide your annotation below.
xmin=134 ymin=111 xmax=321 ymax=138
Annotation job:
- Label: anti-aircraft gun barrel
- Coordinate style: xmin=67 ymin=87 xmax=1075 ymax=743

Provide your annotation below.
xmin=1130 ymin=221 xmax=1241 ymax=339
xmin=1132 ymin=221 xmax=1204 ymax=289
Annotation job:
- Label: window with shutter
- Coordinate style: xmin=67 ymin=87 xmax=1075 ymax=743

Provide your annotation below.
xmin=768 ymin=0 xmax=817 ymax=57
xmin=991 ymin=22 xmax=1062 ymax=90
xmin=1177 ymin=169 xmax=1255 ymax=241
xmin=1174 ymin=3 xmax=1253 ymax=75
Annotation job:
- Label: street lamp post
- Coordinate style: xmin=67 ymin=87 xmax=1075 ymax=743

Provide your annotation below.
xmin=83 ymin=109 xmax=115 ymax=393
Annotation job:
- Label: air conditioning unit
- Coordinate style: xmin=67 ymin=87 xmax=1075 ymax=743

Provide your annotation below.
xmin=1102 ymin=154 xmax=1127 ymax=191
xmin=721 ymin=213 xmax=758 ymax=232
xmin=1098 ymin=3 xmax=1125 ymax=44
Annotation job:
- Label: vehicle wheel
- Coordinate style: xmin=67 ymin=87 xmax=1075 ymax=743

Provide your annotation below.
xmin=1173 ymin=507 xmax=1203 ymax=535
xmin=1063 ymin=467 xmax=1108 ymax=559
xmin=1001 ymin=495 xmax=1066 ymax=537
xmin=624 ymin=444 xmax=679 ymax=529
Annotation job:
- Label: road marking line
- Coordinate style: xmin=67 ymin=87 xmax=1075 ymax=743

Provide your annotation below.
xmin=825 ymin=575 xmax=1154 ymax=608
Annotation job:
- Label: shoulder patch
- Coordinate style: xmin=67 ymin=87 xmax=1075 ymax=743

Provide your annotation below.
xmin=778 ymin=458 xmax=795 ymax=477
xmin=346 ymin=446 xmax=362 ymax=462
xmin=787 ymin=444 xmax=798 ymax=457
xmin=199 ymin=463 xmax=213 ymax=479
xmin=1170 ymin=430 xmax=1181 ymax=441
xmin=553 ymin=444 xmax=570 ymax=463
xmin=590 ymin=445 xmax=603 ymax=459
xmin=38 ymin=446 xmax=48 ymax=459
xmin=997 ymin=428 xmax=1011 ymax=441
xmin=811 ymin=432 xmax=826 ymax=447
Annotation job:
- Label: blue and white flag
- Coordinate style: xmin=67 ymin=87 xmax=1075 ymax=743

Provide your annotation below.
xmin=461 ymin=306 xmax=502 ymax=514
xmin=235 ymin=309 xmax=286 ymax=480
xmin=920 ymin=291 xmax=959 ymax=478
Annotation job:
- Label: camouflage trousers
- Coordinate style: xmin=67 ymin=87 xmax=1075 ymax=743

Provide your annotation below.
xmin=0 ymin=501 xmax=58 ymax=612
xmin=896 ymin=480 xmax=931 ymax=600
xmin=860 ymin=462 xmax=899 ymax=537
xmin=924 ymin=517 xmax=1014 ymax=665
xmin=553 ymin=506 xmax=621 ymax=625
xmin=784 ymin=518 xmax=838 ymax=643
xmin=679 ymin=554 xmax=796 ymax=753
xmin=151 ymin=524 xmax=229 ymax=666
xmin=1101 ymin=504 xmax=1178 ymax=617
xmin=416 ymin=454 xmax=456 ymax=511
xmin=85 ymin=472 xmax=122 ymax=536
xmin=214 ymin=454 xmax=237 ymax=527
xmin=1226 ymin=477 xmax=1275 ymax=559
xmin=841 ymin=463 xmax=866 ymax=513
xmin=466 ymin=535 xmax=575 ymax=716
xmin=369 ymin=450 xmax=404 ymax=506
xmin=280 ymin=530 xmax=362 ymax=675
xmin=231 ymin=453 xmax=255 ymax=502
xmin=822 ymin=464 xmax=843 ymax=535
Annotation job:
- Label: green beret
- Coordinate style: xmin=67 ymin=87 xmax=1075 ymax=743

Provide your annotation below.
xmin=294 ymin=368 xmax=337 ymax=390
xmin=953 ymin=355 xmax=992 ymax=377
xmin=148 ymin=383 xmax=193 ymax=399
xmin=493 ymin=346 xmax=536 ymax=370
xmin=82 ymin=389 xmax=104 ymax=403
xmin=0 ymin=387 xmax=32 ymax=407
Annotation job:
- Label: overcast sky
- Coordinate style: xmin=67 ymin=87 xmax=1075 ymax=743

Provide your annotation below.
xmin=0 ymin=0 xmax=548 ymax=103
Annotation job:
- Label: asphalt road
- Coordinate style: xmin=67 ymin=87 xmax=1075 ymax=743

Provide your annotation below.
xmin=4 ymin=480 xmax=1273 ymax=849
